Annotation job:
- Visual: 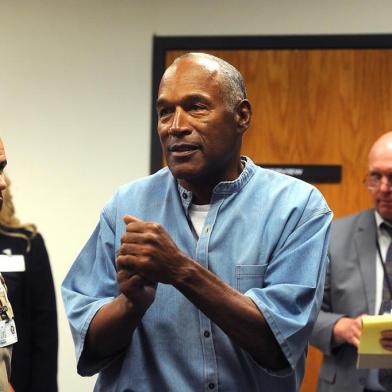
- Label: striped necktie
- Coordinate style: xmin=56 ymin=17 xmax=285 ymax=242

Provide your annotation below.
xmin=378 ymin=223 xmax=392 ymax=391
xmin=380 ymin=222 xmax=392 ymax=313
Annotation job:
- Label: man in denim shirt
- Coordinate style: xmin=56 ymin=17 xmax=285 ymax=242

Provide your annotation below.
xmin=62 ymin=53 xmax=332 ymax=391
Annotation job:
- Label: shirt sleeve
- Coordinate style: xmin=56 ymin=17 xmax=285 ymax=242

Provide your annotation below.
xmin=61 ymin=205 xmax=120 ymax=376
xmin=245 ymin=190 xmax=332 ymax=371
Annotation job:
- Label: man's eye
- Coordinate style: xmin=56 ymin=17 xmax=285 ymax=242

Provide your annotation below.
xmin=158 ymin=108 xmax=169 ymax=117
xmin=370 ymin=173 xmax=382 ymax=180
xmin=190 ymin=104 xmax=207 ymax=111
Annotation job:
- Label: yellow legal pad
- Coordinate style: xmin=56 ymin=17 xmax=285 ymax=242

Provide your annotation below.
xmin=357 ymin=314 xmax=392 ymax=368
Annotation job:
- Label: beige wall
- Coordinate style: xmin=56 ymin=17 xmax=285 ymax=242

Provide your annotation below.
xmin=1 ymin=0 xmax=392 ymax=390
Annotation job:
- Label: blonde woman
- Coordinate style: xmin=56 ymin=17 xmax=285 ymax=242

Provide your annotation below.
xmin=0 ymin=176 xmax=58 ymax=392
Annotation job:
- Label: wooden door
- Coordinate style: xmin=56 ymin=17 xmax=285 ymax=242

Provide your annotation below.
xmin=164 ymin=48 xmax=392 ymax=391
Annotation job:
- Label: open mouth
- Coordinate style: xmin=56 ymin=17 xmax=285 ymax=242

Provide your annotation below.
xmin=169 ymin=143 xmax=199 ymax=156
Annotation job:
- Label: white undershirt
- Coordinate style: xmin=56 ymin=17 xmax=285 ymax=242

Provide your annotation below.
xmin=188 ymin=204 xmax=210 ymax=238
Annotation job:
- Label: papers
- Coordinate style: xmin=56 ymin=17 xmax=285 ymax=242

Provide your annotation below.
xmin=357 ymin=314 xmax=392 ymax=368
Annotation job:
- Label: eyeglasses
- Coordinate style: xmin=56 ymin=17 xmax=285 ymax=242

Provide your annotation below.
xmin=364 ymin=172 xmax=392 ymax=191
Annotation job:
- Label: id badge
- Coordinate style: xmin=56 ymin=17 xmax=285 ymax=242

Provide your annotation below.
xmin=0 ymin=255 xmax=25 ymax=272
xmin=0 ymin=319 xmax=17 ymax=347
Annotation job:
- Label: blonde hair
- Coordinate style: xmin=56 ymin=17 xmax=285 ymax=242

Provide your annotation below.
xmin=0 ymin=175 xmax=37 ymax=252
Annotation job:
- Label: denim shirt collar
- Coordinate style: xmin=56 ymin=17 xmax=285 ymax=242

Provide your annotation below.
xmin=176 ymin=156 xmax=256 ymax=209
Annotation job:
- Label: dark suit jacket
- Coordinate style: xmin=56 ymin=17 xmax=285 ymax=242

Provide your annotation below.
xmin=310 ymin=209 xmax=378 ymax=392
xmin=0 ymin=228 xmax=58 ymax=392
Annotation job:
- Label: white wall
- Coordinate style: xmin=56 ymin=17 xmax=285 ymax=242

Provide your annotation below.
xmin=0 ymin=0 xmax=391 ymax=390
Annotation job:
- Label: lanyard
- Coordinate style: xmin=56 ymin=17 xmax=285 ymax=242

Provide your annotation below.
xmin=375 ymin=237 xmax=392 ymax=299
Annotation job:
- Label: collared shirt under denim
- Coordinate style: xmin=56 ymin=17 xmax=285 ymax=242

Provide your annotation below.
xmin=62 ymin=157 xmax=332 ymax=392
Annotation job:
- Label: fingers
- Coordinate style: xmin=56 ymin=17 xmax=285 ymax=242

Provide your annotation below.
xmin=354 ymin=317 xmax=363 ymax=335
xmin=380 ymin=339 xmax=392 ymax=351
xmin=117 ymin=266 xmax=136 ymax=281
xmin=123 ymin=215 xmax=146 ymax=234
xmin=120 ymin=232 xmax=141 ymax=247
xmin=116 ymin=254 xmax=151 ymax=279
xmin=119 ymin=271 xmax=146 ymax=287
xmin=350 ymin=321 xmax=362 ymax=348
xmin=116 ymin=254 xmax=137 ymax=271
xmin=380 ymin=329 xmax=392 ymax=351
xmin=117 ymin=263 xmax=156 ymax=289
xmin=123 ymin=215 xmax=141 ymax=225
xmin=118 ymin=243 xmax=136 ymax=256
xmin=381 ymin=330 xmax=392 ymax=338
xmin=333 ymin=316 xmax=363 ymax=347
xmin=356 ymin=314 xmax=366 ymax=325
xmin=117 ymin=270 xmax=157 ymax=310
xmin=122 ymin=214 xmax=143 ymax=233
xmin=122 ymin=215 xmax=162 ymax=237
xmin=352 ymin=335 xmax=361 ymax=348
xmin=120 ymin=230 xmax=156 ymax=246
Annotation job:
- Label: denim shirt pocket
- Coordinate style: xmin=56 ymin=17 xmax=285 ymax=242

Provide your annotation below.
xmin=235 ymin=264 xmax=267 ymax=293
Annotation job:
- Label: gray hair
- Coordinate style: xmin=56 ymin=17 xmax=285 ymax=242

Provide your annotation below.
xmin=172 ymin=52 xmax=247 ymax=109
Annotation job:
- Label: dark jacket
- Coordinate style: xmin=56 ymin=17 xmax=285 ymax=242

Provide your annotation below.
xmin=0 ymin=227 xmax=58 ymax=392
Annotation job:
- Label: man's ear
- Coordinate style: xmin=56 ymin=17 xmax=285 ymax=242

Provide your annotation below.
xmin=234 ymin=99 xmax=252 ymax=134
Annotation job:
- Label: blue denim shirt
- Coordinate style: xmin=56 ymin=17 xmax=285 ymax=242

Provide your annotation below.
xmin=62 ymin=157 xmax=332 ymax=392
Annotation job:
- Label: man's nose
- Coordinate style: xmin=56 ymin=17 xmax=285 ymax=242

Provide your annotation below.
xmin=168 ymin=108 xmax=190 ymax=136
xmin=379 ymin=176 xmax=392 ymax=192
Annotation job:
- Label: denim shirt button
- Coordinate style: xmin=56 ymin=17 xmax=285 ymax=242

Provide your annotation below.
xmin=203 ymin=331 xmax=210 ymax=338
xmin=208 ymin=383 xmax=215 ymax=389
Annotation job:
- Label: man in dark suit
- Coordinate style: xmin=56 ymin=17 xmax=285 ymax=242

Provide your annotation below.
xmin=311 ymin=132 xmax=392 ymax=392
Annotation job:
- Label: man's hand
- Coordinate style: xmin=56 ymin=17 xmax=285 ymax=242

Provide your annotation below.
xmin=116 ymin=215 xmax=191 ymax=285
xmin=333 ymin=315 xmax=364 ymax=348
xmin=380 ymin=329 xmax=392 ymax=351
xmin=116 ymin=216 xmax=160 ymax=313
xmin=85 ymin=218 xmax=166 ymax=361
xmin=116 ymin=267 xmax=157 ymax=313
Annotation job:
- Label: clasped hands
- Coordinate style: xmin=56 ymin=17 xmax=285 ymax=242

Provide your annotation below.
xmin=116 ymin=215 xmax=189 ymax=311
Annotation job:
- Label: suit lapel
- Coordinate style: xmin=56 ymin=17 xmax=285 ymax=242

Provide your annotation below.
xmin=354 ymin=209 xmax=377 ymax=314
